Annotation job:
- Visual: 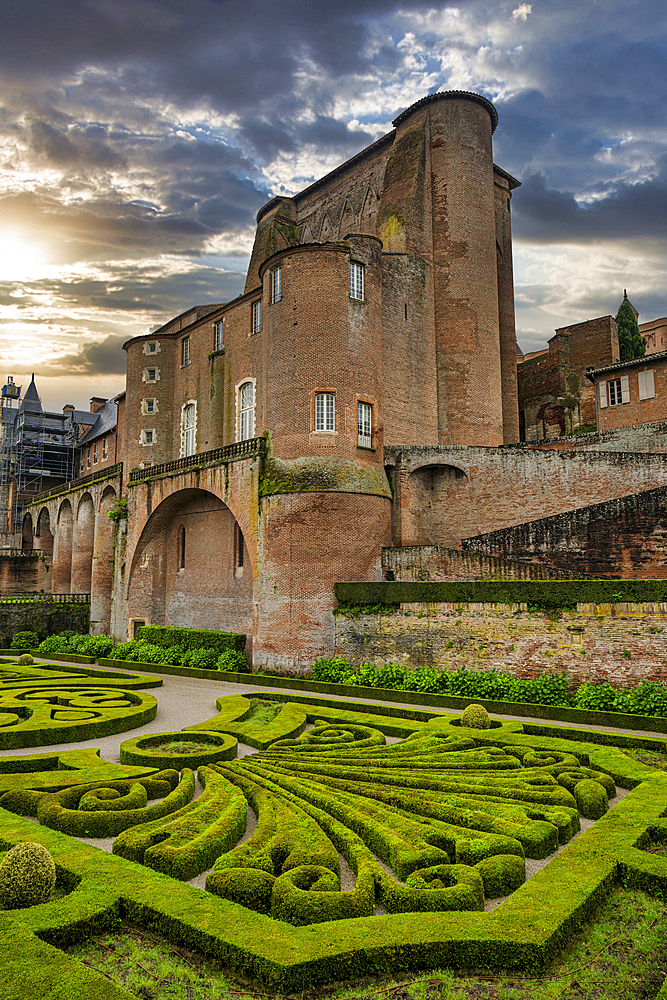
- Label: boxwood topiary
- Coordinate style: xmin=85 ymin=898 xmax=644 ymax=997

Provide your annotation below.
xmin=16 ymin=654 xmax=34 ymax=666
xmin=0 ymin=841 xmax=56 ymax=909
xmin=461 ymin=704 xmax=491 ymax=729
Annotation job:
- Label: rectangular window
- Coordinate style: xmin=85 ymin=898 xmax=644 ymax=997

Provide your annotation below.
xmin=102 ymin=436 xmax=108 ymax=459
xmin=182 ymin=336 xmax=190 ymax=366
xmin=239 ymin=382 xmax=255 ymax=441
xmin=271 ymin=266 xmax=282 ymax=303
xmin=608 ymin=378 xmax=622 ymax=406
xmin=350 ymin=262 xmax=364 ymax=300
xmin=87 ymin=447 xmax=91 ymax=468
xmin=357 ymin=401 xmax=372 ymax=448
xmin=146 ymin=368 xmax=157 ymax=382
xmin=315 ymin=392 xmax=335 ymax=432
xmin=144 ymin=430 xmax=153 ymax=444
xmin=145 ymin=398 xmax=155 ymax=413
xmin=638 ymin=369 xmax=656 ymax=400
xmin=214 ymin=320 xmax=224 ymax=351
xmin=93 ymin=441 xmax=98 ymax=464
xmin=147 ymin=342 xmax=157 ymax=353
xmin=252 ymin=300 xmax=262 ymax=334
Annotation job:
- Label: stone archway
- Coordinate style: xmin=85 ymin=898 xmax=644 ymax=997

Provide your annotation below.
xmin=90 ymin=486 xmax=117 ymax=635
xmin=126 ymin=487 xmax=253 ymax=640
xmin=404 ymin=463 xmax=469 ymax=546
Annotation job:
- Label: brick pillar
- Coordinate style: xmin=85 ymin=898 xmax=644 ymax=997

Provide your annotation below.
xmin=90 ymin=491 xmax=116 ymax=634
xmin=71 ymin=495 xmax=95 ymax=594
xmin=51 ymin=501 xmax=73 ymax=594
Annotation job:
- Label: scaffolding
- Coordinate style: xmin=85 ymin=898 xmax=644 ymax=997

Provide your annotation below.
xmin=0 ymin=376 xmax=76 ymax=543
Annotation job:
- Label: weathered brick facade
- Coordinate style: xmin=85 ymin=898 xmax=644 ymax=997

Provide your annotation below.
xmin=21 ymin=89 xmax=667 ymax=672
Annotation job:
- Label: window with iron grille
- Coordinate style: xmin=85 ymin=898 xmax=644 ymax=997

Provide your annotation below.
xmin=315 ymin=392 xmax=335 ymax=432
xmin=271 ymin=267 xmax=282 ymax=303
xmin=357 ymin=401 xmax=372 ymax=447
xmin=252 ymin=300 xmax=262 ymax=334
xmin=350 ymin=262 xmax=364 ymax=300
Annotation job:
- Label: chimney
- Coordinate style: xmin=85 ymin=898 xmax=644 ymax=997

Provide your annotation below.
xmin=62 ymin=404 xmax=75 ymax=415
xmin=90 ymin=397 xmax=107 ymax=413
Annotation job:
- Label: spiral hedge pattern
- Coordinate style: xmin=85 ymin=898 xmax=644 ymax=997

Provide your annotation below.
xmin=1 ymin=690 xmax=667 ymax=995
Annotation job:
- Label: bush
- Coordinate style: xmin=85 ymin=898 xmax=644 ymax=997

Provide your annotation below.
xmin=216 ymin=649 xmax=249 ymax=672
xmin=460 ymin=704 xmax=491 ymax=729
xmin=10 ymin=631 xmax=39 ymax=650
xmin=70 ymin=634 xmax=114 ymax=658
xmin=0 ymin=842 xmax=56 ymax=909
xmin=16 ymin=654 xmax=34 ymax=666
xmin=37 ymin=635 xmax=73 ymax=655
xmin=136 ymin=625 xmax=245 ymax=656
xmin=182 ymin=648 xmax=218 ymax=670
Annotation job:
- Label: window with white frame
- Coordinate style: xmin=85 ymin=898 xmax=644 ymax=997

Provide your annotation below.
xmin=142 ymin=397 xmax=157 ymax=415
xmin=87 ymin=447 xmax=91 ymax=468
xmin=143 ymin=367 xmax=160 ymax=383
xmin=607 ymin=375 xmax=630 ymax=406
xmin=141 ymin=429 xmax=156 ymax=445
xmin=93 ymin=441 xmax=98 ymax=464
xmin=315 ymin=392 xmax=335 ymax=432
xmin=214 ymin=320 xmax=224 ymax=351
xmin=638 ymin=369 xmax=656 ymax=400
xmin=252 ymin=300 xmax=262 ymax=334
xmin=143 ymin=341 xmax=160 ymax=355
xmin=181 ymin=402 xmax=196 ymax=457
xmin=357 ymin=401 xmax=372 ymax=447
xmin=350 ymin=261 xmax=364 ymax=300
xmin=102 ymin=436 xmax=108 ymax=460
xmin=181 ymin=336 xmax=190 ymax=367
xmin=238 ymin=382 xmax=255 ymax=440
xmin=271 ymin=266 xmax=282 ymax=303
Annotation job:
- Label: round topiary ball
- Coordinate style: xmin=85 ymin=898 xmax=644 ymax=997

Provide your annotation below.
xmin=461 ymin=703 xmax=491 ymax=729
xmin=0 ymin=842 xmax=56 ymax=909
xmin=17 ymin=654 xmax=34 ymax=666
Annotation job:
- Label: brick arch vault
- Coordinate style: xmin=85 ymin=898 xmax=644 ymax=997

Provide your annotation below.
xmin=121 ymin=457 xmax=260 ymax=656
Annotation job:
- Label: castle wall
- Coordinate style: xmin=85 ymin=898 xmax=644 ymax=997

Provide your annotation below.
xmin=334 ymin=600 xmax=667 ymax=688
xmin=460 ymin=484 xmax=667 ymax=579
xmin=382 ymin=545 xmax=577 ymax=582
xmin=386 ymin=444 xmax=667 ymax=546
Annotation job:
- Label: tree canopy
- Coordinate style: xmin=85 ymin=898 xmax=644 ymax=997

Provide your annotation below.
xmin=616 ymin=296 xmax=646 ymax=361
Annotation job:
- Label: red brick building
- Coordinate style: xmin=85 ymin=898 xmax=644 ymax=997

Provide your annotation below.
xmin=587 ymin=352 xmax=667 ymax=431
xmin=22 ymin=90 xmax=667 ymax=667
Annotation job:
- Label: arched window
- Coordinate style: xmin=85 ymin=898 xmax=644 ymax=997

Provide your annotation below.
xmin=178 ymin=525 xmax=185 ymax=569
xmin=181 ymin=402 xmax=196 ymax=457
xmin=239 ymin=382 xmax=255 ymax=440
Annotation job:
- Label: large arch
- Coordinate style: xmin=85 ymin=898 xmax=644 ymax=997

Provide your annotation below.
xmin=35 ymin=507 xmax=53 ymax=555
xmin=90 ymin=485 xmax=117 ymax=635
xmin=404 ymin=463 xmax=469 ymax=546
xmin=71 ymin=493 xmax=95 ymax=593
xmin=52 ymin=500 xmax=74 ymax=593
xmin=126 ymin=487 xmax=253 ymax=642
xmin=21 ymin=512 xmax=33 ymax=551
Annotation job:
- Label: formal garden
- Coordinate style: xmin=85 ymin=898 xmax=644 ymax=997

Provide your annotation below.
xmin=1 ymin=631 xmax=667 ymax=998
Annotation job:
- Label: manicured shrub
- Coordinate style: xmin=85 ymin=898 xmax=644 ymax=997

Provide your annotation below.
xmin=70 ymin=634 xmax=114 ymax=658
xmin=217 ymin=649 xmax=250 ymax=672
xmin=404 ymin=864 xmax=484 ymax=911
xmin=10 ymin=631 xmax=39 ymax=650
xmin=474 ymin=854 xmax=526 ymax=897
xmin=16 ymin=654 xmax=34 ymax=666
xmin=37 ymin=635 xmax=72 ymax=654
xmin=574 ymin=779 xmax=608 ymax=819
xmin=461 ymin=704 xmax=491 ymax=729
xmin=137 ymin=625 xmax=246 ymax=655
xmin=0 ymin=842 xmax=56 ymax=909
xmin=182 ymin=648 xmax=217 ymax=670
xmin=208 ymin=867 xmax=276 ymax=914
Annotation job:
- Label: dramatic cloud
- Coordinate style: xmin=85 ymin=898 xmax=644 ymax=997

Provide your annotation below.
xmin=0 ymin=0 xmax=664 ymax=402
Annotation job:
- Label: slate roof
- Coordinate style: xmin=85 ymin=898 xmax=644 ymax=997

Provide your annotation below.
xmin=79 ymin=394 xmax=121 ymax=445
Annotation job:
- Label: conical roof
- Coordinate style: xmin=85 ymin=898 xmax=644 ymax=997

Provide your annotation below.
xmin=18 ymin=374 xmax=42 ymax=413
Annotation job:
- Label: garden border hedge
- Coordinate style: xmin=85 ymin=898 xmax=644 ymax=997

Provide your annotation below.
xmin=136 ymin=625 xmax=246 ymax=654
xmin=334 ymin=578 xmax=667 ymax=609
xmin=97 ymin=658 xmax=667 ymax=735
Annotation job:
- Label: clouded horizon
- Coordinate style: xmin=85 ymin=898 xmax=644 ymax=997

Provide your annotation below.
xmin=0 ymin=0 xmax=665 ymax=410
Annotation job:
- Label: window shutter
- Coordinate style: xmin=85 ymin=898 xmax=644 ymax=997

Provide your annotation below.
xmin=599 ymin=382 xmax=607 ymax=408
xmin=621 ymin=374 xmax=630 ymax=403
xmin=639 ymin=369 xmax=655 ymax=400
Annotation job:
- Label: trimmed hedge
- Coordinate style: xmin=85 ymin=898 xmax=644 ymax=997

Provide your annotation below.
xmin=136 ymin=625 xmax=246 ymax=654
xmin=334 ymin=578 xmax=667 ymax=609
xmin=119 ymin=730 xmax=238 ymax=770
xmin=1 ymin=696 xmax=667 ymax=991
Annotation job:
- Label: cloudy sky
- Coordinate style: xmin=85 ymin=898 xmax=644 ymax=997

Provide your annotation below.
xmin=0 ymin=0 xmax=665 ymax=409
